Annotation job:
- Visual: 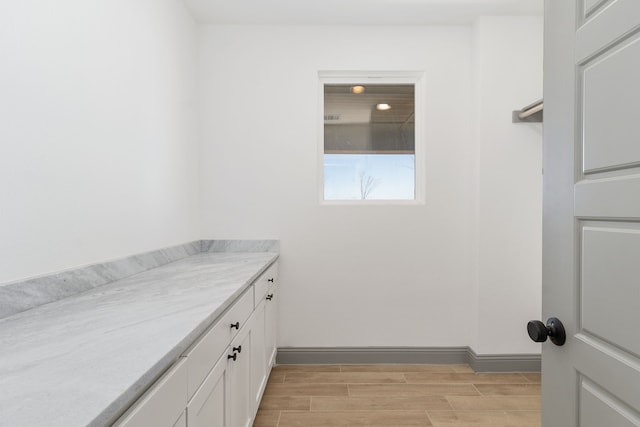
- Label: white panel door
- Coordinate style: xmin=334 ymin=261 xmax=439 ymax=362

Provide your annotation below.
xmin=543 ymin=0 xmax=640 ymax=425
xmin=173 ymin=411 xmax=186 ymax=427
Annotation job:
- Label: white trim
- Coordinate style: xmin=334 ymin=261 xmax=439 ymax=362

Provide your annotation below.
xmin=318 ymin=70 xmax=427 ymax=205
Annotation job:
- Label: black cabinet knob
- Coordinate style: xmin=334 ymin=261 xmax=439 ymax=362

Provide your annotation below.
xmin=230 ymin=322 xmax=240 ymax=330
xmin=266 ymin=294 xmax=274 ymax=301
xmin=233 ymin=345 xmax=242 ymax=353
xmin=227 ymin=353 xmax=237 ymax=361
xmin=268 ymin=278 xmax=274 ymax=283
xmin=527 ymin=317 xmax=566 ymax=346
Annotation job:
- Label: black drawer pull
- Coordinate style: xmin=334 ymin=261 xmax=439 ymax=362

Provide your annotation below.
xmin=268 ymin=278 xmax=274 ymax=283
xmin=230 ymin=322 xmax=240 ymax=330
xmin=266 ymin=294 xmax=274 ymax=301
xmin=233 ymin=345 xmax=242 ymax=353
xmin=227 ymin=353 xmax=237 ymax=361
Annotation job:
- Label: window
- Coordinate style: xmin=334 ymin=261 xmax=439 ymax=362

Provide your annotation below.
xmin=319 ymin=72 xmax=424 ymax=203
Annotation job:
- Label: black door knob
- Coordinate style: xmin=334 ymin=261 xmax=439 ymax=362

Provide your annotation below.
xmin=527 ymin=317 xmax=566 ymax=346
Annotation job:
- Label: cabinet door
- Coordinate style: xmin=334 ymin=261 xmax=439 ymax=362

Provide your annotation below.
xmin=228 ymin=316 xmax=254 ymax=427
xmin=187 ymin=353 xmax=229 ymax=427
xmin=264 ymin=284 xmax=278 ymax=369
xmin=251 ymin=301 xmax=267 ymax=412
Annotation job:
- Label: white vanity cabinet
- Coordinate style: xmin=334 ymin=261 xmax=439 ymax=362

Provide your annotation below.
xmin=251 ymin=263 xmax=278 ymax=411
xmin=185 ymin=289 xmax=254 ymax=400
xmin=186 ymin=310 xmax=257 ymax=427
xmin=114 ymin=261 xmax=278 ymax=427
xmin=183 ymin=289 xmax=257 ymax=427
xmin=253 ymin=263 xmax=278 ymax=370
xmin=187 ymin=263 xmax=278 ymax=427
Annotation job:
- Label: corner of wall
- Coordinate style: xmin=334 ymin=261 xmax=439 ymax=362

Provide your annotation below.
xmin=471 ymin=15 xmax=543 ymax=355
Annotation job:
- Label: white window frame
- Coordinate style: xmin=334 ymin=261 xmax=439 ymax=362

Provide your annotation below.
xmin=318 ymin=70 xmax=426 ymax=205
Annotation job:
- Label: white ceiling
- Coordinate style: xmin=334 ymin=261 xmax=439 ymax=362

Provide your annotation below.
xmin=183 ymin=0 xmax=543 ymax=26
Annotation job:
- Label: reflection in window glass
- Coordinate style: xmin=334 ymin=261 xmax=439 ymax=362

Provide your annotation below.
xmin=323 ymin=84 xmax=415 ymax=201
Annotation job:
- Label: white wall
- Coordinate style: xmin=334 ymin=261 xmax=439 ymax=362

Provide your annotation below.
xmin=199 ymin=21 xmax=543 ymax=354
xmin=0 ymin=4 xmax=543 ymax=355
xmin=0 ymin=0 xmax=200 ymax=283
xmin=199 ymin=25 xmax=477 ymax=348
xmin=472 ymin=16 xmax=543 ymax=354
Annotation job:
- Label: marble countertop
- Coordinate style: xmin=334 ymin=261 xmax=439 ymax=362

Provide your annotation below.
xmin=0 ymin=251 xmax=278 ymax=427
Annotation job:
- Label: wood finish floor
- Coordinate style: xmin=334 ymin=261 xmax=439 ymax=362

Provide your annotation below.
xmin=253 ymin=365 xmax=541 ymax=427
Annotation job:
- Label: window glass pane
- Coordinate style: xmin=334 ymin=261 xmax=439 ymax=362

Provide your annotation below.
xmin=324 ymin=154 xmax=415 ymax=200
xmin=323 ymin=84 xmax=415 ymax=200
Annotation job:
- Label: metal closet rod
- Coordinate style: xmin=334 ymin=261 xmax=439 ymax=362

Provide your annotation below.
xmin=518 ymin=99 xmax=543 ymax=119
xmin=512 ymin=98 xmax=543 ymax=123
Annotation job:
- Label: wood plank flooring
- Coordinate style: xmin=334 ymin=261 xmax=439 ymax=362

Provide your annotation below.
xmin=253 ymin=365 xmax=541 ymax=427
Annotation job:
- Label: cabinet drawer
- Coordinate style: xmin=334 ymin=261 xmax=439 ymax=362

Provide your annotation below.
xmin=184 ymin=287 xmax=253 ymax=399
xmin=253 ymin=264 xmax=278 ymax=307
xmin=222 ymin=288 xmax=254 ymax=342
xmin=114 ymin=358 xmax=187 ymax=427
